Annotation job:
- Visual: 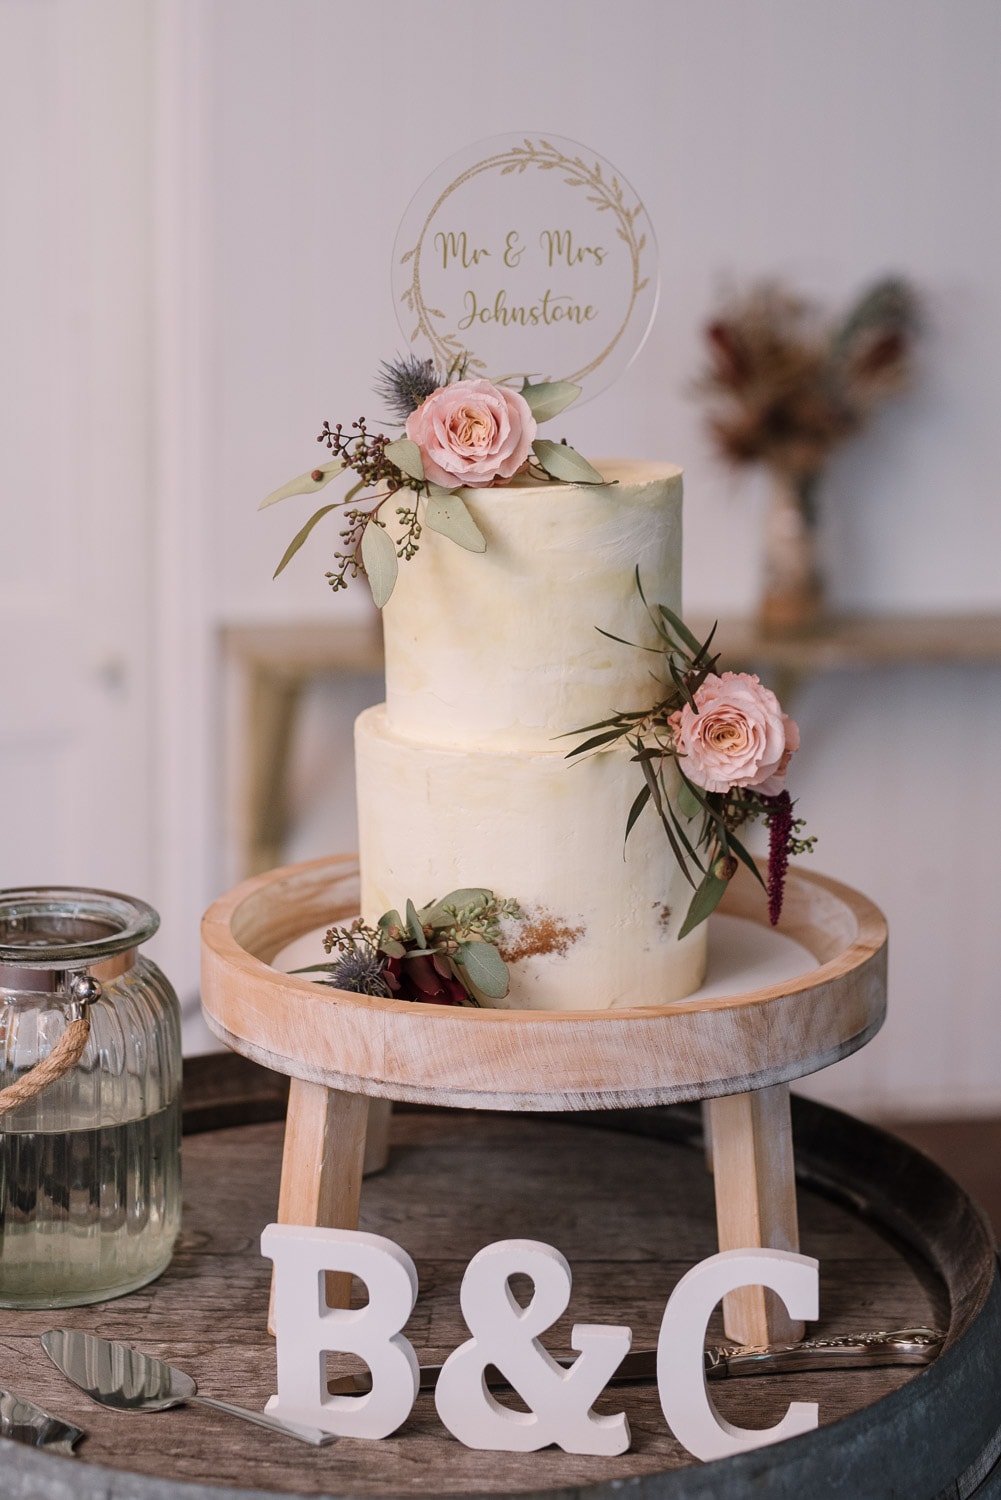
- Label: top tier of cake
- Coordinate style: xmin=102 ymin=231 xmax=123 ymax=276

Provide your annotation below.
xmin=381 ymin=460 xmax=682 ymax=752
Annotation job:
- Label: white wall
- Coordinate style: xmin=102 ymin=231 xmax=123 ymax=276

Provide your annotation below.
xmin=5 ymin=0 xmax=1000 ymax=1111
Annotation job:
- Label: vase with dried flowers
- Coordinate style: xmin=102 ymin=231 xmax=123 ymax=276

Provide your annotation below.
xmin=697 ymin=279 xmax=920 ymax=634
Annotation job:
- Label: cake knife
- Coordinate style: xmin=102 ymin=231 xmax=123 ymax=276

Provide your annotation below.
xmin=328 ymin=1326 xmax=943 ymax=1395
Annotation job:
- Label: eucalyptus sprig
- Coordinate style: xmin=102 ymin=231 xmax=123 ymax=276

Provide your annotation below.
xmin=566 ymin=574 xmax=814 ymax=934
xmin=294 ymin=889 xmax=523 ymax=1005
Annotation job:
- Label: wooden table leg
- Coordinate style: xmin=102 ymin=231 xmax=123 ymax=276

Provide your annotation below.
xmin=245 ymin=665 xmax=303 ymax=877
xmin=707 ymin=1082 xmax=803 ymax=1346
xmin=268 ymin=1078 xmax=371 ymax=1334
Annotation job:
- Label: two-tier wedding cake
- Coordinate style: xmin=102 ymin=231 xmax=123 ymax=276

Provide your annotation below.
xmin=354 ymin=461 xmax=709 ymax=1011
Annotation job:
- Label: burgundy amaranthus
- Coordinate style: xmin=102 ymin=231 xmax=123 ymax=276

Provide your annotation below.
xmin=763 ymin=791 xmax=795 ymax=925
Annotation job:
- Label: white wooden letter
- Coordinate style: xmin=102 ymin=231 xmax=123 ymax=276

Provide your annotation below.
xmin=435 ymin=1238 xmax=631 ymax=1455
xmin=261 ymin=1223 xmax=419 ymax=1440
xmin=657 ymin=1247 xmax=819 ymax=1462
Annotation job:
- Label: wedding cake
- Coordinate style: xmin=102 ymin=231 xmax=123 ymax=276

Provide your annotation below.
xmin=354 ymin=460 xmax=709 ymax=1011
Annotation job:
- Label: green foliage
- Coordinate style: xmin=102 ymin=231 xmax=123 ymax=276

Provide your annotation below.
xmin=384 ymin=438 xmax=425 ymax=482
xmin=273 ymin=504 xmax=339 ymax=579
xmin=309 ymin=889 xmax=524 ymax=1006
xmin=520 ymin=380 xmax=581 ymax=423
xmin=259 ymin=459 xmax=345 ymax=510
xmin=455 ymin=939 xmax=509 ymax=998
xmin=424 ymin=489 xmax=486 ymax=552
xmin=360 ymin=516 xmax=399 ymax=606
xmin=532 ymin=439 xmax=605 ymax=485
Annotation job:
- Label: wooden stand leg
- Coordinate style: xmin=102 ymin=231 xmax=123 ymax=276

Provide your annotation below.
xmin=268 ymin=1078 xmax=370 ymax=1334
xmin=708 ymin=1082 xmax=803 ymax=1347
xmin=363 ymin=1098 xmax=392 ymax=1175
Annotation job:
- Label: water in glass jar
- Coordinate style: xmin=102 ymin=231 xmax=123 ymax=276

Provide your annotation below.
xmin=0 ymin=1100 xmax=181 ymax=1308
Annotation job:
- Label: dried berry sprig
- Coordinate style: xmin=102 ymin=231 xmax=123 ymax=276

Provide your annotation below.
xmin=318 ymin=418 xmax=426 ymax=499
xmin=394 ymin=501 xmax=422 ymax=562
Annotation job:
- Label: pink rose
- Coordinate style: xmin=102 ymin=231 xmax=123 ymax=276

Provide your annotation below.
xmin=405 ymin=378 xmax=536 ymax=489
xmin=673 ymin=672 xmax=800 ymax=795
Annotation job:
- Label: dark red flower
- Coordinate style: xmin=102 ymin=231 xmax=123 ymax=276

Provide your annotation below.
xmin=383 ymin=952 xmax=468 ymax=1006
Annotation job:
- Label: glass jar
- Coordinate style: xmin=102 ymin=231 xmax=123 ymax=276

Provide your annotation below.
xmin=0 ymin=887 xmax=182 ymax=1308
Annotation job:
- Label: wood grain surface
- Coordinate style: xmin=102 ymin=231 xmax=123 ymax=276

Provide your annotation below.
xmin=200 ymin=857 xmax=887 ymax=1111
xmin=2 ymin=1053 xmax=994 ymax=1499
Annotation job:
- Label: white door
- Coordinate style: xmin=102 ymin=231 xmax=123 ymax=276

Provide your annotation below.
xmin=0 ymin=3 xmax=154 ymax=901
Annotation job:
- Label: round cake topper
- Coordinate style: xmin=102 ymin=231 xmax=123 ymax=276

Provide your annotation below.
xmin=392 ymin=134 xmax=659 ymax=405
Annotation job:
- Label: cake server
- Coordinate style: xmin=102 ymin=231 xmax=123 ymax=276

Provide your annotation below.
xmin=0 ymin=1388 xmax=84 ymax=1455
xmin=41 ymin=1330 xmax=336 ymax=1447
xmin=328 ymin=1326 xmax=944 ymax=1394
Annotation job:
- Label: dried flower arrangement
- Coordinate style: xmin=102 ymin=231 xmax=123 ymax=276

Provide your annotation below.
xmin=296 ymin=889 xmax=522 ymax=1005
xmin=260 ymin=359 xmax=602 ymax=608
xmin=697 ymin=277 xmax=920 ymax=630
xmin=700 ymin=278 xmax=919 ymax=505
xmin=568 ymin=579 xmax=814 ymax=934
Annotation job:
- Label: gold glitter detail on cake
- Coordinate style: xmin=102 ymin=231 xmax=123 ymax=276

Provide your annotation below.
xmin=499 ymin=909 xmax=585 ymax=963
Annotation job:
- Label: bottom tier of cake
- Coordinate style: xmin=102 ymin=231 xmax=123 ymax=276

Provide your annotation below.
xmin=354 ymin=705 xmax=708 ymax=1011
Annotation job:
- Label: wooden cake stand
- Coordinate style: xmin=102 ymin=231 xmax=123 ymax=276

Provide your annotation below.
xmin=200 ymin=856 xmax=887 ymax=1347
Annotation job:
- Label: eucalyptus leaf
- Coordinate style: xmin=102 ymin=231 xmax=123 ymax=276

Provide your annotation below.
xmin=446 ymin=955 xmax=480 ymax=1006
xmin=661 ymin=781 xmax=704 ymax=865
xmin=377 ymin=909 xmax=404 ymax=937
xmin=455 ymin=940 xmax=509 ymax=999
xmin=520 ymin=380 xmax=581 ymax=423
xmin=676 ymin=780 xmax=703 ymax=820
xmin=259 ymin=458 xmax=345 ymax=510
xmin=419 ymin=888 xmax=492 ymax=926
xmin=361 ymin=519 xmax=399 ymax=608
xmin=273 ymin=504 xmax=338 ymax=579
xmin=405 ymin=899 xmax=427 ymax=948
xmin=384 ymin=438 xmax=425 ymax=482
xmin=678 ymin=874 xmax=730 ymax=940
xmin=532 ymin=439 xmax=605 ymax=485
xmin=425 ymin=491 xmax=486 ymax=552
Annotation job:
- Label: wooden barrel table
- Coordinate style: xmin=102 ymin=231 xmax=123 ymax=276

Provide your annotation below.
xmin=0 ymin=1053 xmax=998 ymax=1499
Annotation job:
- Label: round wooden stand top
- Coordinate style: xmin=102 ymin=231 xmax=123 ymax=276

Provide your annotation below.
xmin=200 ymin=856 xmax=887 ymax=1111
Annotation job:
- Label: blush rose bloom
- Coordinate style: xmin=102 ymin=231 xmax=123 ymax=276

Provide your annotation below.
xmin=672 ymin=672 xmax=800 ymax=795
xmin=405 ymin=378 xmax=536 ymax=489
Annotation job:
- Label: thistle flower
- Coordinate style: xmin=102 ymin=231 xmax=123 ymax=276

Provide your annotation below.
xmin=375 ymin=354 xmax=443 ymax=423
xmin=322 ymin=947 xmax=392 ymax=997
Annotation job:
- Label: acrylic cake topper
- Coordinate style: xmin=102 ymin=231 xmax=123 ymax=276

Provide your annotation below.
xmin=392 ymin=134 xmax=658 ymax=405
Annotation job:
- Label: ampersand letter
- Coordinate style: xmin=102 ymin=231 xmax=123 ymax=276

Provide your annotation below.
xmin=435 ymin=1239 xmax=631 ymax=1455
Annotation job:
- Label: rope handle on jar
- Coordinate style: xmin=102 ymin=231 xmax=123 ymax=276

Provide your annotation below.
xmin=0 ymin=974 xmax=99 ymax=1117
